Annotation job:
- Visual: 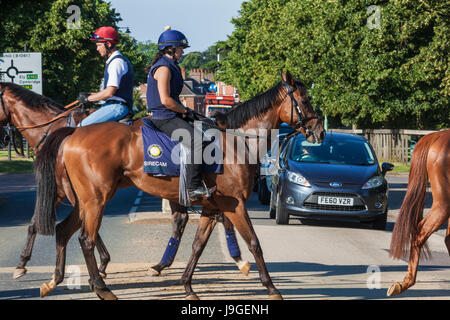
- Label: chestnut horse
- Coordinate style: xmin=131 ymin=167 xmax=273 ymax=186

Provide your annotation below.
xmin=33 ymin=71 xmax=324 ymax=300
xmin=0 ymin=83 xmax=247 ymax=283
xmin=0 ymin=83 xmax=115 ymax=279
xmin=388 ymin=129 xmax=450 ymax=296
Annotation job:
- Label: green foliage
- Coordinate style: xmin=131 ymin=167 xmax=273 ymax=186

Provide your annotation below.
xmin=179 ymin=44 xmax=220 ymax=74
xmin=218 ymin=0 xmax=449 ymax=129
xmin=0 ymin=0 xmax=157 ymax=106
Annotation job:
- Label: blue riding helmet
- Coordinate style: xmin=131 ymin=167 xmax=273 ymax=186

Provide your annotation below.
xmin=157 ymin=29 xmax=190 ymax=50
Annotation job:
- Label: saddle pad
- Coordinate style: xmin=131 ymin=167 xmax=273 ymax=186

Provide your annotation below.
xmin=141 ymin=118 xmax=223 ymax=176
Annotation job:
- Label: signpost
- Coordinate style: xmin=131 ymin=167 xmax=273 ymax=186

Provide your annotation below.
xmin=0 ymin=52 xmax=42 ymax=94
xmin=0 ymin=52 xmax=42 ymax=159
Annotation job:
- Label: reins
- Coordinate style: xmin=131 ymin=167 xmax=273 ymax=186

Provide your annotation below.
xmin=14 ymin=100 xmax=81 ymax=131
xmin=0 ymin=85 xmax=82 ymax=152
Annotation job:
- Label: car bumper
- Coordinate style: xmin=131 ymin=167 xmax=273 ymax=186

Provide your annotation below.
xmin=280 ymin=180 xmax=388 ymax=222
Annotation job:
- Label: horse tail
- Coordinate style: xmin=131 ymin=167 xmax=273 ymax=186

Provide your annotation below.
xmin=34 ymin=127 xmax=75 ymax=236
xmin=389 ymin=133 xmax=439 ymax=260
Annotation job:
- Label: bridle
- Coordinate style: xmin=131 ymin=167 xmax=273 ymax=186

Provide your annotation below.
xmin=281 ymin=80 xmax=321 ymax=134
xmin=0 ymin=87 xmax=10 ymax=124
xmin=0 ymin=85 xmax=81 ymax=151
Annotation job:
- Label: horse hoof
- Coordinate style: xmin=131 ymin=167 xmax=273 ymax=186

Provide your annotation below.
xmin=186 ymin=294 xmax=200 ymax=300
xmin=150 ymin=267 xmax=161 ymax=277
xmin=40 ymin=283 xmax=54 ymax=298
xmin=13 ymin=267 xmax=27 ymax=279
xmin=100 ymin=272 xmax=107 ymax=279
xmin=237 ymin=261 xmax=250 ymax=276
xmin=269 ymin=294 xmax=283 ymax=300
xmin=387 ymin=282 xmax=402 ymax=297
xmin=94 ymin=288 xmax=118 ymax=300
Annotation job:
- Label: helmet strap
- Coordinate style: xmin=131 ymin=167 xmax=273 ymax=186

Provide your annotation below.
xmin=104 ymin=42 xmax=116 ymax=59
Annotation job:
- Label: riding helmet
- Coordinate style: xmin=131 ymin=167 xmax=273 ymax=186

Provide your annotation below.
xmin=90 ymin=26 xmax=119 ymax=45
xmin=157 ymin=26 xmax=189 ymax=51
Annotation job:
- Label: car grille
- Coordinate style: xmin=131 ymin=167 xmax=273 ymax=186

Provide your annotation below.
xmin=303 ymin=192 xmax=366 ymax=212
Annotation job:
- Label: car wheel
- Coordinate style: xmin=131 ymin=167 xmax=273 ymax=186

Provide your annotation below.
xmin=373 ymin=209 xmax=387 ymax=230
xmin=275 ymin=193 xmax=289 ymax=225
xmin=258 ymin=178 xmax=271 ymax=205
xmin=269 ymin=188 xmax=276 ymax=219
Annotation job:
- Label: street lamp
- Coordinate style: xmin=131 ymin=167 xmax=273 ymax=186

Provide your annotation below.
xmin=118 ymin=27 xmax=131 ymax=34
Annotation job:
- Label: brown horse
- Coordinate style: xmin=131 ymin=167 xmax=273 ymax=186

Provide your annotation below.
xmin=0 ymin=82 xmax=115 ymax=279
xmin=0 ymin=83 xmax=248 ymax=283
xmin=388 ymin=129 xmax=450 ymax=296
xmin=33 ymin=70 xmax=325 ymax=300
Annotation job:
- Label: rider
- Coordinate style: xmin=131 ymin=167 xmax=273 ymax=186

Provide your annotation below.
xmin=77 ymin=26 xmax=134 ymax=126
xmin=146 ymin=27 xmax=206 ymax=201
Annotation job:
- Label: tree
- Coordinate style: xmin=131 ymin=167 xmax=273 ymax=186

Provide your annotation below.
xmin=0 ymin=0 xmax=157 ymax=106
xmin=218 ymin=0 xmax=449 ymax=129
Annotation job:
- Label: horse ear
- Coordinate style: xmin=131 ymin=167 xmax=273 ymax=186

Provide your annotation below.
xmin=281 ymin=70 xmax=294 ymax=86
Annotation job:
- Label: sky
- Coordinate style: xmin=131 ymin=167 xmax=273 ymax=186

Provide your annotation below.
xmin=108 ymin=0 xmax=245 ymax=53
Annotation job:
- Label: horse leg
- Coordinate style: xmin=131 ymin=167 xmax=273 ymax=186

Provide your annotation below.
xmin=181 ymin=214 xmax=217 ymax=300
xmin=387 ymin=207 xmax=448 ymax=296
xmin=96 ymin=235 xmax=110 ymax=279
xmin=78 ymin=202 xmax=117 ymax=300
xmin=224 ymin=202 xmax=282 ymax=300
xmin=40 ymin=205 xmax=82 ymax=298
xmin=14 ymin=215 xmax=37 ymax=279
xmin=223 ymin=215 xmax=250 ymax=276
xmin=444 ymin=218 xmax=450 ymax=256
xmin=150 ymin=202 xmax=189 ymax=276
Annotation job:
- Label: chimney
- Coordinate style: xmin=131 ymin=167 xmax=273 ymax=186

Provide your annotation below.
xmin=181 ymin=67 xmax=186 ymax=80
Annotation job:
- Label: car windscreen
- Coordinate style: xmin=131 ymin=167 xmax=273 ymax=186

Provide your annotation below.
xmin=207 ymin=106 xmax=231 ymax=114
xmin=288 ymin=137 xmax=376 ymax=165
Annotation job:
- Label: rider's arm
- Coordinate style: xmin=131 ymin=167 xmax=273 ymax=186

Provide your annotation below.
xmin=87 ymin=86 xmax=117 ymax=102
xmin=88 ymin=57 xmax=125 ymax=102
xmin=154 ymin=66 xmax=187 ymax=114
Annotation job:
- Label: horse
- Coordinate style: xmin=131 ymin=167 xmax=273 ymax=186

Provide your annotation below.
xmin=387 ymin=129 xmax=450 ymax=296
xmin=0 ymin=82 xmax=248 ymax=285
xmin=33 ymin=70 xmax=325 ymax=300
xmin=0 ymin=83 xmax=115 ymax=279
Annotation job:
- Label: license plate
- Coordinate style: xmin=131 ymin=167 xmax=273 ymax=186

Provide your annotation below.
xmin=318 ymin=196 xmax=354 ymax=206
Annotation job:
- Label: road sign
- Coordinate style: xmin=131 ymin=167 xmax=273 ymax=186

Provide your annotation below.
xmin=0 ymin=52 xmax=42 ymax=94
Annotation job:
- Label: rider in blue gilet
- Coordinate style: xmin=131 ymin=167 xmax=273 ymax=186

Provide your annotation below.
xmin=146 ymin=27 xmax=207 ymax=201
xmin=77 ymin=26 xmax=134 ymax=126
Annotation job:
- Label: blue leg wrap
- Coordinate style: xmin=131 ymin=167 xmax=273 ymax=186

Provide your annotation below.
xmin=226 ymin=230 xmax=241 ymax=258
xmin=161 ymin=237 xmax=179 ymax=266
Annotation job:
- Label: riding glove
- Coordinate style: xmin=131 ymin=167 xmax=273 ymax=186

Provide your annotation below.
xmin=77 ymin=92 xmax=91 ymax=104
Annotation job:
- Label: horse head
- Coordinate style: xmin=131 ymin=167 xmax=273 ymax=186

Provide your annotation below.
xmin=279 ymin=71 xmax=325 ymax=144
xmin=0 ymin=83 xmax=11 ymax=127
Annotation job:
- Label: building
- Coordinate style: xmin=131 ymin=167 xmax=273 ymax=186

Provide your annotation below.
xmin=136 ymin=67 xmax=240 ymax=116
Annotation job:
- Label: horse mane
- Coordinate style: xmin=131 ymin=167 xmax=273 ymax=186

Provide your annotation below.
xmin=214 ymin=82 xmax=283 ymax=129
xmin=215 ymin=79 xmax=306 ymax=129
xmin=0 ymin=82 xmax=64 ymax=113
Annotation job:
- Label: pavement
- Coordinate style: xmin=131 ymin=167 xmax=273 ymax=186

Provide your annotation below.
xmin=4 ymin=171 xmax=447 ymax=302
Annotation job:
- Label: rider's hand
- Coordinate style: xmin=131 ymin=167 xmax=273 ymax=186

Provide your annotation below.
xmin=183 ymin=108 xmax=197 ymax=122
xmin=77 ymin=92 xmax=91 ymax=104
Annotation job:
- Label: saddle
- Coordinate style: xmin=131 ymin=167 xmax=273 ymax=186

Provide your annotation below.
xmin=140 ymin=117 xmax=221 ymax=205
xmin=140 ymin=117 xmax=223 ymax=176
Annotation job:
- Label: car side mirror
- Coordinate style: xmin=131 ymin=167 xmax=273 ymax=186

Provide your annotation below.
xmin=381 ymin=162 xmax=394 ymax=176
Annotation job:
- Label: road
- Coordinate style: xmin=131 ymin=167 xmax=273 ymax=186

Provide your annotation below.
xmin=0 ymin=172 xmax=448 ymax=300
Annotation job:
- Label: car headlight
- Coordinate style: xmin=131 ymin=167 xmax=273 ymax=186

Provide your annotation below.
xmin=362 ymin=176 xmax=384 ymax=189
xmin=287 ymin=171 xmax=311 ymax=187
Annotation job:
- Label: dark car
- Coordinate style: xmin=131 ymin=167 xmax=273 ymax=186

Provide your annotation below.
xmin=256 ymin=123 xmax=295 ymax=203
xmin=268 ymin=132 xmax=394 ymax=229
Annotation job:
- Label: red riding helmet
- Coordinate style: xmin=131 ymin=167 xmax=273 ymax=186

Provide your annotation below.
xmin=90 ymin=27 xmax=119 ymax=45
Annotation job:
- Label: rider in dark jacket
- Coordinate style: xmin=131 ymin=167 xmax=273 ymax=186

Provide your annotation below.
xmin=146 ymin=27 xmax=206 ymax=201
